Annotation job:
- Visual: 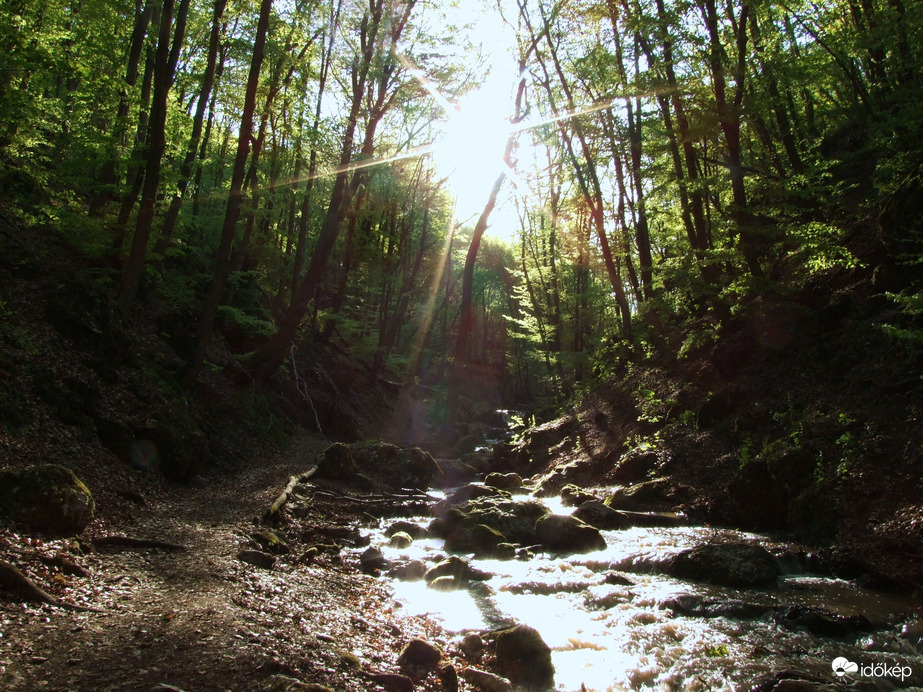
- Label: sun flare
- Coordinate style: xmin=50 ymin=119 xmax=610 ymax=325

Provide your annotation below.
xmin=432 ymin=81 xmax=513 ymax=225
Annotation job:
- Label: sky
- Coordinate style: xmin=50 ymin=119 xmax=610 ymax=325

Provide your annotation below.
xmin=421 ymin=0 xmax=527 ymax=243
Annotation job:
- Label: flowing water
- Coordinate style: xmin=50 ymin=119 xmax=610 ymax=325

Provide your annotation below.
xmin=361 ymin=490 xmax=923 ymax=691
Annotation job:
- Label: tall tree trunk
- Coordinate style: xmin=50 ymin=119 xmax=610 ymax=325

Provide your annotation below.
xmin=118 ymin=0 xmax=191 ymax=313
xmin=248 ymin=0 xmax=415 ymax=383
xmin=153 ymin=0 xmax=227 ymax=256
xmin=181 ymin=0 xmax=273 ymax=389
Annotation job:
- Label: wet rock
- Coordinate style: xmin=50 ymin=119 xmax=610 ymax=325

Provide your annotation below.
xmin=459 ymin=668 xmax=513 ymax=692
xmin=0 ymin=464 xmax=95 ymax=536
xmin=445 ymin=523 xmax=506 ymax=555
xmin=386 ymin=521 xmax=428 ymax=540
xmin=604 ymin=572 xmax=635 ymax=586
xmin=534 ymin=514 xmax=607 ymax=554
xmin=572 ymin=500 xmax=631 ymax=530
xmin=493 ymin=543 xmax=518 ymax=560
xmin=484 ymin=472 xmax=523 ymax=491
xmin=397 ymin=638 xmax=442 ymax=667
xmin=459 ymin=633 xmax=485 ymax=660
xmin=433 ymin=458 xmax=478 ymax=488
xmin=618 ymin=510 xmax=687 ymax=528
xmin=560 ymin=484 xmax=595 ymax=507
xmin=605 ymin=478 xmax=689 ymax=512
xmin=669 ymin=542 xmax=780 ymax=587
xmin=350 ymin=441 xmax=442 ymax=489
xmin=388 ymin=560 xmax=427 ymax=581
xmin=150 ymin=685 xmax=187 ymax=692
xmin=424 ymin=556 xmax=491 ymax=585
xmin=439 ymin=663 xmax=459 ymax=692
xmin=429 ymin=575 xmax=461 ymax=592
xmin=366 ymin=672 xmax=414 ymax=692
xmin=494 ymin=624 xmax=555 ymax=691
xmin=442 ymin=483 xmax=511 ymax=508
xmin=359 ymin=546 xmax=388 ymax=573
xmin=389 ymin=531 xmax=414 ymax=549
xmin=778 ymin=606 xmax=873 ymax=637
xmin=662 ymin=595 xmax=772 ymax=620
xmin=461 ymin=497 xmax=549 ymax=545
xmin=237 ymin=550 xmax=276 ymax=569
xmin=250 ymin=529 xmax=290 ymax=555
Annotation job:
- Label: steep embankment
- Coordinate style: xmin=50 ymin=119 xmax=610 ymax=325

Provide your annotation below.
xmin=493 ymin=265 xmax=923 ymax=591
xmin=0 ymin=210 xmax=389 ymax=527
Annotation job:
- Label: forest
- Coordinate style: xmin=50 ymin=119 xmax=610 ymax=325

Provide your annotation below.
xmin=2 ymin=0 xmax=919 ymax=411
xmin=1 ymin=0 xmax=922 ymax=689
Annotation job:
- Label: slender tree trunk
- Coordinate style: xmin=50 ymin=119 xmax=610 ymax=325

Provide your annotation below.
xmin=249 ymin=0 xmax=415 ymax=383
xmin=181 ymin=0 xmax=273 ymax=389
xmin=448 ymin=73 xmax=527 ymax=423
xmin=154 ymin=0 xmax=227 ymax=256
xmin=118 ymin=0 xmax=191 ymax=313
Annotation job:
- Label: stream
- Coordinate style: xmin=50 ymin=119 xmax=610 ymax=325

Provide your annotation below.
xmin=358 ymin=488 xmax=923 ymax=691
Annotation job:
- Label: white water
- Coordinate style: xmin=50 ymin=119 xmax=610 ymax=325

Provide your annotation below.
xmin=365 ymin=494 xmax=922 ymax=691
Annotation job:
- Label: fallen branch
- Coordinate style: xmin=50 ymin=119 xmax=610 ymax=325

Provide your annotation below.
xmin=91 ymin=536 xmax=187 ymax=551
xmin=0 ymin=560 xmax=103 ymax=613
xmin=263 ymin=466 xmax=318 ymax=523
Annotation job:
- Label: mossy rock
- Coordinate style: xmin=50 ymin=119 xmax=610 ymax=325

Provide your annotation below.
xmin=0 ymin=464 xmax=95 ymax=535
xmin=316 ymin=442 xmax=358 ymax=480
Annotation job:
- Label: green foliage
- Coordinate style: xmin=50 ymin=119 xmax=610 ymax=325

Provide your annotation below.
xmin=878 ymin=291 xmax=923 ymax=352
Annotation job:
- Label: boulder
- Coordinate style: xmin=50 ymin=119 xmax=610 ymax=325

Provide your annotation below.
xmin=388 ymin=531 xmax=414 ymax=549
xmin=389 ymin=560 xmax=427 ymax=581
xmin=0 ymin=465 xmax=94 ymax=536
xmin=459 ymin=668 xmax=513 ymax=692
xmin=424 ymin=556 xmax=490 ymax=585
xmin=386 ymin=521 xmax=428 ymax=540
xmin=605 ymin=478 xmax=689 ymax=512
xmin=442 ymin=483 xmax=511 ymax=508
xmin=534 ymin=514 xmax=607 ymax=554
xmin=397 ymin=638 xmax=442 ymax=667
xmin=572 ymin=500 xmax=631 ymax=530
xmin=459 ymin=633 xmax=485 ymax=660
xmin=366 ymin=672 xmax=414 ymax=692
xmin=494 ymin=624 xmax=555 ymax=691
xmin=484 ymin=472 xmax=523 ymax=491
xmin=316 ymin=443 xmax=357 ymax=480
xmin=444 ymin=523 xmax=507 ymax=555
xmin=461 ymin=498 xmax=549 ymax=545
xmin=359 ymin=546 xmax=388 ymax=573
xmin=669 ymin=542 xmax=780 ymax=587
xmin=429 ymin=575 xmax=461 ymax=592
xmin=560 ymin=484 xmax=595 ymax=507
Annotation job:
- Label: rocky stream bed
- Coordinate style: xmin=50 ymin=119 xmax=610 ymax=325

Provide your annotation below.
xmin=1 ymin=434 xmax=922 ymax=691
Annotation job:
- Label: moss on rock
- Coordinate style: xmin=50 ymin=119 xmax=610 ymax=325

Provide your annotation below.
xmin=0 ymin=464 xmax=95 ymax=535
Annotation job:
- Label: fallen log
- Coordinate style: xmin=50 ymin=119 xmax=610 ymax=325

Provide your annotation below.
xmin=263 ymin=466 xmax=318 ymax=523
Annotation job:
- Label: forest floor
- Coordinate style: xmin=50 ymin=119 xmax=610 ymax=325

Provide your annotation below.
xmin=0 ymin=433 xmax=461 ymax=692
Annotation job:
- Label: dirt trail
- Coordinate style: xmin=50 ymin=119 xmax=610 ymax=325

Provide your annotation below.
xmin=0 ymin=434 xmax=451 ymax=691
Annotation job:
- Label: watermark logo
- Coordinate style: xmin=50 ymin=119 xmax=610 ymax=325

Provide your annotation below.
xmin=831 ymin=657 xmax=858 ymax=677
xmin=831 ymin=656 xmax=912 ymax=682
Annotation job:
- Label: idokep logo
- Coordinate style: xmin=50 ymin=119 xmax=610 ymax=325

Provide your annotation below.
xmin=832 ymin=656 xmax=913 ymax=682
xmin=832 ymin=657 xmax=858 ymax=677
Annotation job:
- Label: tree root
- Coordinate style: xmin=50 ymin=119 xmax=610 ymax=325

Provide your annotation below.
xmin=0 ymin=560 xmax=103 ymax=612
